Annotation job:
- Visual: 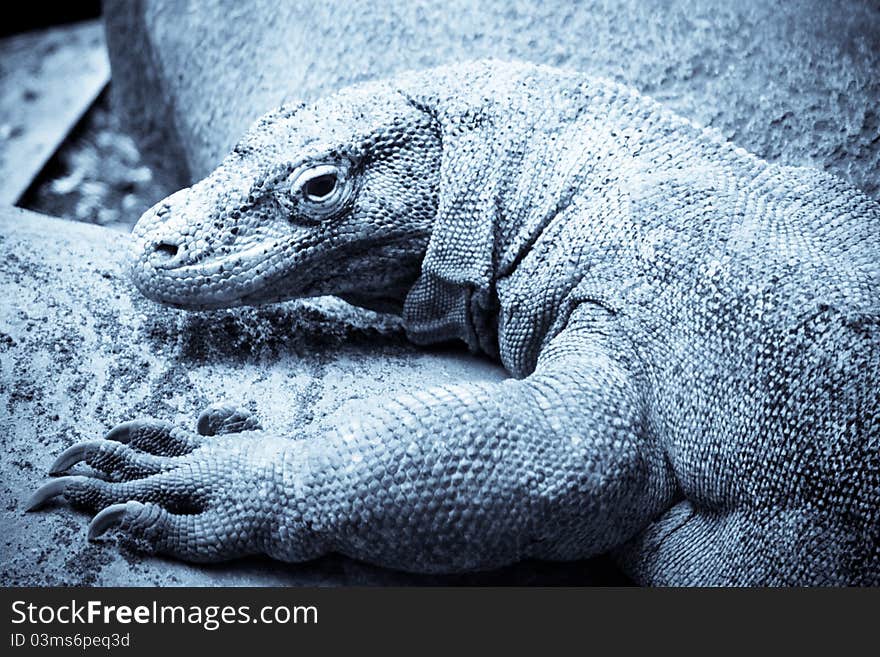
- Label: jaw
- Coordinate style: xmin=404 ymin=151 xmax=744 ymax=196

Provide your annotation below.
xmin=130 ymin=238 xmax=426 ymax=312
xmin=131 ymin=271 xmax=289 ymax=311
xmin=130 ymin=238 xmax=300 ymax=310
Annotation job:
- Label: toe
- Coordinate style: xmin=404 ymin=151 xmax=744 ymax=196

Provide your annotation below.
xmin=26 ymin=476 xmax=88 ymax=511
xmin=27 ymin=471 xmax=204 ymax=514
xmin=50 ymin=439 xmax=174 ymax=480
xmin=50 ymin=441 xmax=104 ymax=475
xmin=89 ymin=502 xmax=244 ymax=562
xmin=104 ymin=419 xmax=200 ymax=456
xmin=197 ymin=403 xmax=262 ymax=436
xmin=88 ymin=502 xmax=133 ymax=539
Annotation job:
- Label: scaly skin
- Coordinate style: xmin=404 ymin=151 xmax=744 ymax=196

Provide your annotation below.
xmin=29 ymin=61 xmax=879 ymax=584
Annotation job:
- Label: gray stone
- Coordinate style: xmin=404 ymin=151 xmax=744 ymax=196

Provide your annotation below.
xmin=0 ymin=206 xmax=627 ymax=584
xmin=104 ymin=0 xmax=879 ymax=199
xmin=0 ymin=21 xmax=109 ymax=205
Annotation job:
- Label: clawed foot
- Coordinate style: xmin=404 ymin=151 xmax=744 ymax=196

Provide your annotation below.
xmin=25 ymin=404 xmax=286 ymax=562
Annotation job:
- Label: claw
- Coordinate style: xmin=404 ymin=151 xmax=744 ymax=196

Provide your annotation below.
xmin=197 ymin=403 xmax=261 ymax=436
xmin=197 ymin=404 xmax=234 ymax=436
xmin=104 ymin=420 xmax=141 ymax=444
xmin=49 ymin=440 xmax=102 ymax=475
xmin=25 ymin=476 xmax=88 ymax=511
xmin=89 ymin=502 xmax=140 ymax=540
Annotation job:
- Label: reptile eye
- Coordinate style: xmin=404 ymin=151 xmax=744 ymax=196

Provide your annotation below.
xmin=281 ymin=160 xmax=354 ymax=222
xmin=303 ymin=172 xmax=337 ymax=200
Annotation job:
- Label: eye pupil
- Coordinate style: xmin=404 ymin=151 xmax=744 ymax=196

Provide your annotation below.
xmin=304 ymin=173 xmax=337 ymax=200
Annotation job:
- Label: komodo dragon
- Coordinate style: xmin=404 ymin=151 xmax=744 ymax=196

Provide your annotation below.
xmin=28 ymin=60 xmax=879 ymax=585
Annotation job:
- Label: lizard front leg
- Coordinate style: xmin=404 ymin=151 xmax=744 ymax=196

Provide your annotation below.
xmin=28 ymin=316 xmax=675 ymax=571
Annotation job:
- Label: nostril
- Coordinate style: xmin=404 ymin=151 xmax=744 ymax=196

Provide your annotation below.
xmin=153 ymin=241 xmax=180 ymax=259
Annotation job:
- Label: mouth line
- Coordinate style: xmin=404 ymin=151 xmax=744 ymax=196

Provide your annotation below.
xmin=137 ymin=231 xmax=423 ymax=310
xmin=136 ymin=235 xmax=312 ymax=310
xmin=154 ymin=239 xmax=280 ymax=278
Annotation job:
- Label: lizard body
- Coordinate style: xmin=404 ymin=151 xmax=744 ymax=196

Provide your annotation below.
xmin=30 ymin=61 xmax=880 ymax=585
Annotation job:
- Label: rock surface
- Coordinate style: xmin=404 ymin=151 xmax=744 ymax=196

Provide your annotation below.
xmin=0 ymin=207 xmax=628 ymax=585
xmin=0 ymin=20 xmax=109 ymax=205
xmin=105 ymin=0 xmax=879 ymax=199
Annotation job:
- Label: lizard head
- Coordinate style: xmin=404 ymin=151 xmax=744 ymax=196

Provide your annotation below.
xmin=130 ymin=80 xmax=442 ymax=312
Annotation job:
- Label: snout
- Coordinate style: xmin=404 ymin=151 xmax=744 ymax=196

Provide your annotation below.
xmin=127 ymin=186 xmax=291 ymax=310
xmin=128 ymin=188 xmax=204 ymax=304
xmin=140 ymin=233 xmax=188 ymax=271
xmin=131 ymin=188 xmax=191 ymax=265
